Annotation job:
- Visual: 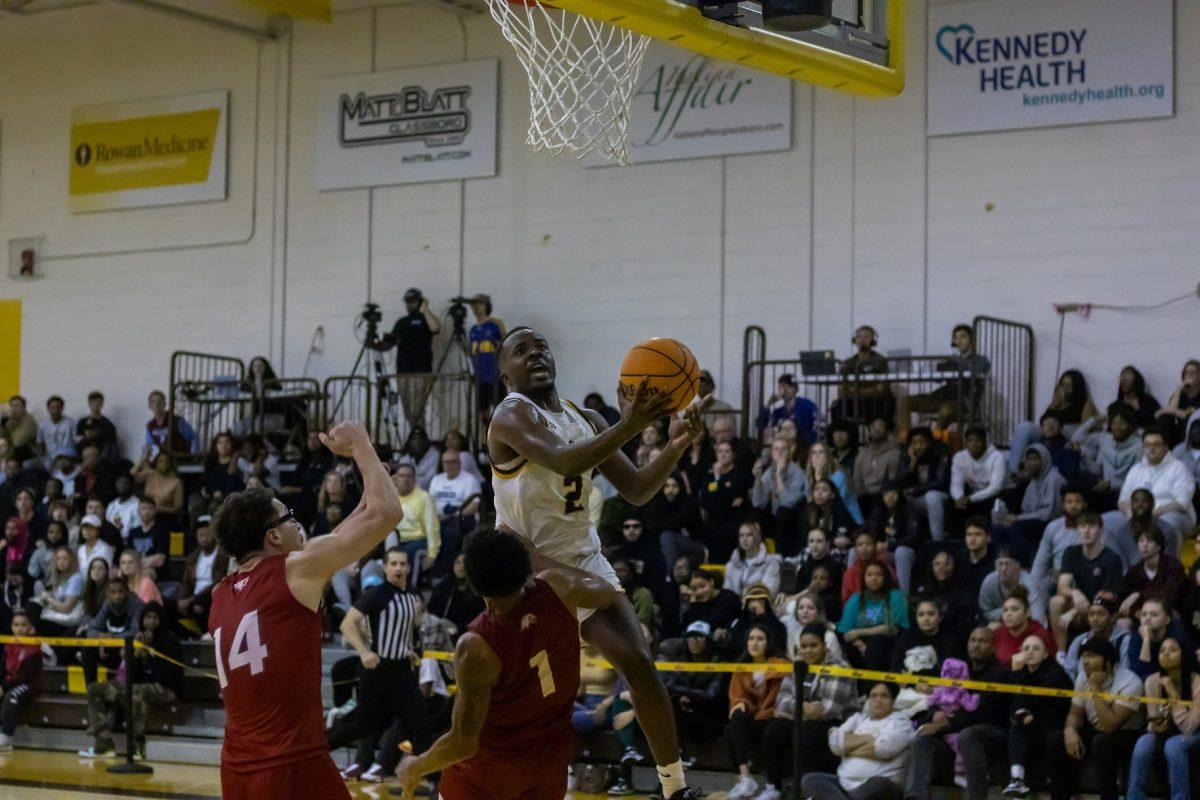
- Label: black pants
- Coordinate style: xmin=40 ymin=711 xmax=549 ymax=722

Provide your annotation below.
xmin=330 ymin=656 xmax=362 ymax=708
xmin=797 ymin=718 xmax=841 ymax=775
xmin=802 ymin=773 xmax=902 ymax=800
xmin=80 ymin=644 xmax=122 ymax=686
xmin=1047 ymin=726 xmax=1141 ymax=800
xmin=725 ymin=710 xmax=791 ymax=788
xmin=767 ymin=504 xmax=805 ymax=558
xmin=671 ymin=698 xmax=725 ymax=743
xmin=327 ymin=659 xmax=428 ymax=762
xmin=1 ymin=683 xmax=34 ymax=737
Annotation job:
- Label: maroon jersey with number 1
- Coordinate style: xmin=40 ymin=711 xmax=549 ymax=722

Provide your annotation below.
xmin=438 ymin=577 xmax=582 ymax=800
xmin=209 ymin=553 xmax=346 ymax=800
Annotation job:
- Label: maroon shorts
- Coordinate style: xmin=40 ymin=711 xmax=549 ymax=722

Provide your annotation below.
xmin=440 ymin=735 xmax=573 ymax=800
xmin=220 ymin=753 xmax=350 ymax=800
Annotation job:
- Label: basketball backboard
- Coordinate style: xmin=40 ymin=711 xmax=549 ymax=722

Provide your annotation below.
xmin=535 ymin=0 xmax=904 ymax=95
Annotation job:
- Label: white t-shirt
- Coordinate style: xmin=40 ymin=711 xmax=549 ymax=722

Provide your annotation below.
xmin=77 ymin=541 xmax=115 ymax=577
xmin=194 ymin=549 xmax=219 ymax=595
xmin=106 ymin=496 xmax=140 ymax=537
xmin=428 ymin=471 xmax=482 ymax=517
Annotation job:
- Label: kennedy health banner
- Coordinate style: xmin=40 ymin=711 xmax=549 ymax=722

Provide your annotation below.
xmin=315 ymin=60 xmax=497 ymax=189
xmin=69 ymin=91 xmax=228 ymax=213
xmin=928 ymin=0 xmax=1173 ymax=136
xmin=590 ymin=41 xmax=791 ymax=166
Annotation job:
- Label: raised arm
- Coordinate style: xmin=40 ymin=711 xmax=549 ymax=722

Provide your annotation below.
xmin=286 ymin=421 xmax=405 ymax=611
xmin=594 ymin=397 xmax=712 ymax=506
xmin=489 ymin=379 xmax=674 ymax=478
xmin=395 ymin=633 xmax=500 ymax=795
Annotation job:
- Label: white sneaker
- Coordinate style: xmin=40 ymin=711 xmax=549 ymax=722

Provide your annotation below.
xmin=0 ymin=733 xmax=12 ymax=753
xmin=361 ymin=763 xmax=386 ymax=783
xmin=727 ymin=775 xmax=759 ymax=800
xmin=78 ymin=745 xmax=117 ymax=759
xmin=754 ymin=785 xmax=782 ymax=800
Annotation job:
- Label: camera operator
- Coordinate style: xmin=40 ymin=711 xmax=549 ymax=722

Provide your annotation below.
xmin=468 ymin=293 xmax=506 ymax=423
xmin=391 ymin=288 xmax=442 ymax=427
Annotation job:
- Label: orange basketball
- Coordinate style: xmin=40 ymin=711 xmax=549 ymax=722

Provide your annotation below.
xmin=619 ymin=338 xmax=700 ymax=414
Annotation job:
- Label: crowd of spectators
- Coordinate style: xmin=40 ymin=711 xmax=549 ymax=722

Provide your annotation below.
xmin=1 ymin=337 xmax=1200 ymax=800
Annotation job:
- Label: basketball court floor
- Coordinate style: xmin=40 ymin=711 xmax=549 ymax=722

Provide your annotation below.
xmin=0 ymin=750 xmax=674 ymax=800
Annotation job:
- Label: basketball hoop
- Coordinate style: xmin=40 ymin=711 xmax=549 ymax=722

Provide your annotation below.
xmin=485 ymin=0 xmax=650 ymax=165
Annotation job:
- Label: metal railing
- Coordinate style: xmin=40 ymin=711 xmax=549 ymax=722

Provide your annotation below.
xmin=374 ymin=372 xmax=478 ymax=451
xmin=168 ymin=352 xmax=246 ymax=459
xmin=973 ymin=316 xmax=1035 ymax=448
xmin=323 ymin=375 xmax=372 ymax=433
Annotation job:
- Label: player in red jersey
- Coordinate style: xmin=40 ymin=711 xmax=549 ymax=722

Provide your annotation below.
xmin=394 ymin=526 xmax=620 ymax=800
xmin=208 ymin=421 xmax=404 ymax=800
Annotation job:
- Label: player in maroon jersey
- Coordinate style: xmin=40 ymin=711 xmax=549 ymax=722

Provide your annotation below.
xmin=208 ymin=421 xmax=404 ymax=800
xmin=395 ymin=526 xmax=620 ymax=800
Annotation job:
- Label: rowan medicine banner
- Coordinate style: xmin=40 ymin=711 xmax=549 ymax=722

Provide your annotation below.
xmin=928 ymin=0 xmax=1173 ymax=136
xmin=591 ymin=41 xmax=792 ymax=166
xmin=315 ymin=60 xmax=498 ymax=190
xmin=69 ymin=92 xmax=228 ymax=212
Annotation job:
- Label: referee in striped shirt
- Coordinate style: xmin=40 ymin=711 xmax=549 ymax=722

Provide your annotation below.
xmin=328 ymin=548 xmax=429 ymax=767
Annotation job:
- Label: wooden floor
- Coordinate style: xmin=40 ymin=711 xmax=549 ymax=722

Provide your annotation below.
xmin=0 ymin=749 xmax=660 ymax=800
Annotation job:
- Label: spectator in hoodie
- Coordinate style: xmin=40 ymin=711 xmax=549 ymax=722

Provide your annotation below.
xmin=853 ymin=418 xmax=902 ymax=519
xmin=661 ymin=621 xmax=727 ymax=744
xmin=950 ymin=426 xmax=1007 ymax=532
xmin=727 ymin=583 xmax=789 ymax=658
xmin=646 ymin=473 xmax=705 ymax=573
xmin=1113 ymin=427 xmax=1196 ymax=556
xmin=609 ymin=517 xmax=667 ymax=604
xmin=1008 ymin=370 xmax=1102 ymax=476
xmin=889 ymin=597 xmax=967 ymax=673
xmin=81 ymin=601 xmax=180 ymax=760
xmin=1001 ymin=634 xmax=1074 ymax=799
xmin=957 ymin=518 xmax=997 ymax=601
xmin=0 ymin=611 xmax=43 ymax=752
xmin=1049 ymin=513 xmax=1124 ymax=651
xmin=997 ymin=443 xmax=1066 ymax=562
xmin=979 ymin=548 xmax=1047 ymax=627
xmin=868 ymin=481 xmax=920 ymax=594
xmin=1086 ymin=402 xmax=1142 ymax=513
xmin=1036 ymin=412 xmax=1082 ymax=483
xmin=724 ymin=521 xmax=782 ymax=598
xmin=1171 ymin=410 xmax=1200 ymax=520
xmin=751 ymin=436 xmax=807 ymax=556
xmin=801 ymin=682 xmax=915 ymax=800
xmin=1125 ymin=596 xmax=1192 ymax=681
xmin=899 ymin=427 xmax=951 ymax=542
xmin=698 ymin=441 xmax=754 ymax=562
xmin=806 ymin=478 xmax=857 ymax=557
xmin=682 ymin=570 xmax=741 ymax=649
xmin=1031 ymin=485 xmax=1090 ymax=591
xmin=80 ymin=576 xmax=143 ymax=686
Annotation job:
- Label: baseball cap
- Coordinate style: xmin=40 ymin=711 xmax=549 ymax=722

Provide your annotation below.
xmin=743 ymin=583 xmax=773 ymax=603
xmin=1091 ymin=591 xmax=1119 ymax=615
xmin=403 ymin=288 xmax=422 ymax=302
xmin=197 ymin=515 xmax=213 ymax=527
xmin=361 ymin=574 xmax=384 ymax=590
xmin=778 ymin=373 xmax=797 ymax=387
xmin=1079 ymin=636 xmax=1119 ymax=665
xmin=469 ymin=293 xmax=491 ymax=305
xmin=685 ymin=621 xmax=712 ymax=639
xmin=81 ymin=514 xmax=102 ymax=528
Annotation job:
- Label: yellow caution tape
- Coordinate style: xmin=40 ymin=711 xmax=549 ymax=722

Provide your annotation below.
xmin=1 ymin=635 xmax=136 ymax=648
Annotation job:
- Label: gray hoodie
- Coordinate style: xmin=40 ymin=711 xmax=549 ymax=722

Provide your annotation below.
xmin=1019 ymin=443 xmax=1066 ymax=521
xmin=1171 ymin=410 xmax=1200 ymax=482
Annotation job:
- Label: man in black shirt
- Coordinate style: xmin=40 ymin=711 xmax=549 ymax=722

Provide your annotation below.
xmin=391 ymin=288 xmax=442 ymax=429
xmin=957 ymin=517 xmax=997 ymax=600
xmin=127 ymin=497 xmax=170 ymax=571
xmin=329 ymin=548 xmax=428 ymax=782
xmin=681 ymin=570 xmax=741 ymax=649
xmin=75 ymin=391 xmax=119 ymax=464
xmin=1052 ymin=512 xmax=1124 ymax=650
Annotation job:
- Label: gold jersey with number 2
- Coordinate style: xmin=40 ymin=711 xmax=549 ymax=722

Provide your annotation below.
xmin=490 ymin=392 xmax=619 ymax=591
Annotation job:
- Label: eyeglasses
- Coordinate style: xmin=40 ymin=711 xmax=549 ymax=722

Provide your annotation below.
xmin=267 ymin=508 xmax=297 ymax=532
xmin=623 ymin=523 xmax=642 ymax=529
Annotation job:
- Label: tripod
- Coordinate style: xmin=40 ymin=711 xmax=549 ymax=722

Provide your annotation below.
xmin=417 ymin=308 xmax=475 ymax=445
xmin=330 ymin=309 xmax=404 ymax=447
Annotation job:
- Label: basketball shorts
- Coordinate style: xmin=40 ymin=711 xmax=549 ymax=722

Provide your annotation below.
xmin=220 ymin=752 xmax=350 ymax=800
xmin=439 ymin=735 xmax=573 ymax=800
xmin=567 ymin=550 xmax=621 ymax=623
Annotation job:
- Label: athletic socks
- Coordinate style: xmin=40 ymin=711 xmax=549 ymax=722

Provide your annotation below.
xmin=657 ymin=760 xmax=686 ymax=798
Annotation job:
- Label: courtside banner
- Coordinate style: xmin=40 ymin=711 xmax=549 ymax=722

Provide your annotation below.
xmin=315 ymin=60 xmax=498 ymax=190
xmin=928 ymin=0 xmax=1173 ymax=136
xmin=69 ymin=91 xmax=228 ymax=212
xmin=589 ymin=40 xmax=791 ymax=167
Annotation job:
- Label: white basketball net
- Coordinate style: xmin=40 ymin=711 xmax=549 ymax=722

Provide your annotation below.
xmin=485 ymin=0 xmax=650 ymax=165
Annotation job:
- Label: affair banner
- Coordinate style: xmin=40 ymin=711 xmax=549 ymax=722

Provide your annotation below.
xmin=928 ymin=0 xmax=1173 ymax=136
xmin=589 ymin=40 xmax=791 ymax=167
xmin=315 ymin=60 xmax=497 ymax=190
xmin=69 ymin=91 xmax=228 ymax=213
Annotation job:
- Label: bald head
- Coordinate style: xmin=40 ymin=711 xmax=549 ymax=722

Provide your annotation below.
xmin=497 ymin=327 xmax=556 ymax=394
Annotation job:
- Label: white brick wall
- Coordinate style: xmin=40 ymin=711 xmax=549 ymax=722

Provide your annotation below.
xmin=0 ymin=0 xmax=1196 ymax=454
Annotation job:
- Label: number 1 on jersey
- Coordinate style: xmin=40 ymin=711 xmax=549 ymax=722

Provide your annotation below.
xmin=529 ymin=649 xmax=556 ymax=697
xmin=214 ymin=610 xmax=269 ymax=689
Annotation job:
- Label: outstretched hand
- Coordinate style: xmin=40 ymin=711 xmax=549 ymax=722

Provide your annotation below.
xmin=394 ymin=755 xmax=422 ymax=798
xmin=668 ymin=394 xmax=715 ymax=450
xmin=617 ymin=378 xmax=678 ymax=431
xmin=319 ymin=420 xmax=370 ymax=457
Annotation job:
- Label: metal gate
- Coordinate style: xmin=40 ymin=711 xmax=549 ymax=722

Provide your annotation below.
xmin=972 ymin=316 xmax=1035 ymax=448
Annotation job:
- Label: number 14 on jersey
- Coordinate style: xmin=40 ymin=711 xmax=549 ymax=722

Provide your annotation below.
xmin=214 ymin=610 xmax=269 ymax=689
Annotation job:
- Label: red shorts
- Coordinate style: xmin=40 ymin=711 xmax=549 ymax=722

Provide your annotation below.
xmin=440 ymin=735 xmax=573 ymax=800
xmin=220 ymin=753 xmax=350 ymax=800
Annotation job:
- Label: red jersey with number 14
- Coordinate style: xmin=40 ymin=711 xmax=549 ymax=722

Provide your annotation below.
xmin=469 ymin=577 xmax=581 ymax=753
xmin=209 ymin=554 xmax=327 ymax=771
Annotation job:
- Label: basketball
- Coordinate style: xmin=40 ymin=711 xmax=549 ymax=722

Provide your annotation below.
xmin=619 ymin=338 xmax=701 ymax=413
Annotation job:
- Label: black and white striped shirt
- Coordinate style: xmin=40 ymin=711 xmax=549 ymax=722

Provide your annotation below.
xmin=354 ymin=582 xmax=423 ymax=662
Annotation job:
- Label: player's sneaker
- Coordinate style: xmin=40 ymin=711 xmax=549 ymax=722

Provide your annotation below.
xmin=340 ymin=763 xmax=365 ymax=781
xmin=668 ymin=788 xmax=706 ymax=800
xmin=0 ymin=733 xmax=13 ymax=752
xmin=361 ymin=763 xmax=387 ymax=783
xmin=753 ymin=784 xmax=782 ymax=800
xmin=77 ymin=745 xmax=116 ymax=759
xmin=620 ymin=746 xmax=642 ymax=765
xmin=1002 ymin=778 xmax=1031 ymax=798
xmin=727 ymin=775 xmax=759 ymax=800
xmin=606 ymin=777 xmax=635 ymax=796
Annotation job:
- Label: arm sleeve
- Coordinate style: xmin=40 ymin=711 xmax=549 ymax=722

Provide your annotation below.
xmin=1170 ymin=464 xmax=1195 ymax=508
xmin=872 ymin=716 xmax=917 ymax=759
xmin=837 ymin=596 xmax=860 ymax=633
xmin=1031 ymin=530 xmax=1055 ymax=587
xmin=1117 ymin=467 xmax=1139 ymax=505
xmin=971 ymin=453 xmax=1007 ymax=502
xmin=780 ymin=469 xmax=806 ymax=508
xmin=890 ymin=591 xmax=910 ymax=629
xmin=751 ymin=471 xmax=770 ymax=509
xmin=1025 ymin=574 xmax=1048 ymax=625
xmin=828 ymin=714 xmax=857 ymax=756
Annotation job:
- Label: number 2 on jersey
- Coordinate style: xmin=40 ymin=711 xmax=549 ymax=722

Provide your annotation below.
xmin=529 ymin=649 xmax=556 ymax=697
xmin=562 ymin=475 xmax=585 ymax=514
xmin=214 ymin=610 xmax=269 ymax=689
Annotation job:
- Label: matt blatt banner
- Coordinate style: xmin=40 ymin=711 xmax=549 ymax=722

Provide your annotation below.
xmin=928 ymin=0 xmax=1173 ymax=136
xmin=315 ymin=60 xmax=497 ymax=190
xmin=589 ymin=41 xmax=791 ymax=166
xmin=70 ymin=91 xmax=229 ymax=212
